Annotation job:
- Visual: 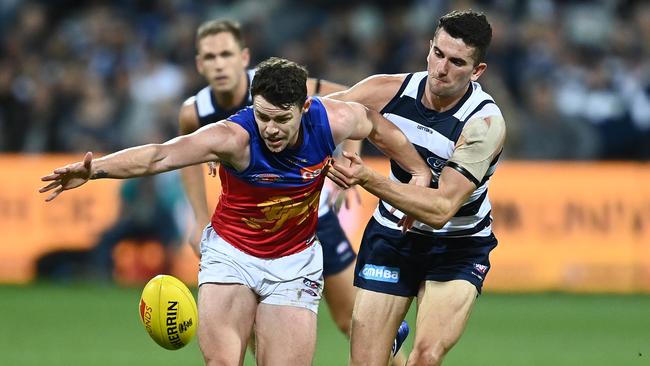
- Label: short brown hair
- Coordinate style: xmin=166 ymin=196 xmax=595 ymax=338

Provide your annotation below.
xmin=436 ymin=10 xmax=492 ymax=64
xmin=251 ymin=57 xmax=308 ymax=110
xmin=196 ymin=19 xmax=245 ymax=52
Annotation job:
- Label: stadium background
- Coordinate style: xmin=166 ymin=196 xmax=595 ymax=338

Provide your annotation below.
xmin=1 ymin=0 xmax=649 ymax=365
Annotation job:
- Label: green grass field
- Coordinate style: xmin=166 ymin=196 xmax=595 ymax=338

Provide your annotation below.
xmin=1 ymin=283 xmax=648 ymax=365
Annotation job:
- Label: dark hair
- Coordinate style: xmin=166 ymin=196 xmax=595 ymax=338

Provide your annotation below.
xmin=437 ymin=10 xmax=492 ymax=64
xmin=251 ymin=57 xmax=308 ymax=110
xmin=196 ymin=19 xmax=245 ymax=51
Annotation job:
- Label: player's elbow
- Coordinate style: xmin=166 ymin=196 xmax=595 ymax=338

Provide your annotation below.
xmin=420 ymin=199 xmax=455 ymax=229
xmin=421 ymin=216 xmax=448 ymax=230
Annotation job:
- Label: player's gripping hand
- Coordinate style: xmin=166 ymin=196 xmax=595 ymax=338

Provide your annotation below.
xmin=327 ymin=150 xmax=370 ymax=189
xmin=395 ymin=165 xmax=432 ymax=232
xmin=39 ymin=152 xmax=93 ymax=202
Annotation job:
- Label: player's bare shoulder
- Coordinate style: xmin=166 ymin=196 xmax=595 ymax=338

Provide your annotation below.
xmin=179 ymin=96 xmax=200 ymax=135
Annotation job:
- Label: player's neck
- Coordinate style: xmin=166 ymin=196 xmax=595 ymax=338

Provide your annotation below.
xmin=212 ymin=72 xmax=249 ymax=110
xmin=422 ymin=83 xmax=469 ymax=113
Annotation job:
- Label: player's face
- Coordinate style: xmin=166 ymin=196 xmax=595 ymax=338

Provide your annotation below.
xmin=253 ymin=96 xmax=310 ymax=153
xmin=196 ymin=32 xmax=250 ymax=93
xmin=426 ymin=29 xmax=486 ymax=99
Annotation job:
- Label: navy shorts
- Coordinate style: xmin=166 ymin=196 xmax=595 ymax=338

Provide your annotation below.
xmin=317 ymin=210 xmax=357 ymax=277
xmin=354 ymin=217 xmax=498 ymax=296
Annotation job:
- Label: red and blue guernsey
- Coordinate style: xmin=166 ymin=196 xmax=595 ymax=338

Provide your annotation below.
xmin=212 ymin=97 xmax=335 ymax=258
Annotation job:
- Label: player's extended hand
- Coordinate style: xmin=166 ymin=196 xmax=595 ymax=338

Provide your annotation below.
xmin=327 ymin=151 xmax=371 ymax=190
xmin=39 ymin=152 xmax=94 ymax=202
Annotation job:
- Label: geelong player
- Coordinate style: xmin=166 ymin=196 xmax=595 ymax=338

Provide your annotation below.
xmin=328 ymin=10 xmax=506 ymax=366
xmin=40 ymin=57 xmax=430 ymax=366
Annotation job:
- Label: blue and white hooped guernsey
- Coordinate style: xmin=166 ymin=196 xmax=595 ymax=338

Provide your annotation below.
xmin=376 ymin=71 xmax=502 ymax=238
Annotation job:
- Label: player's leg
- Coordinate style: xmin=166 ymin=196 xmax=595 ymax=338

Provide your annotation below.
xmin=407 ymin=234 xmax=497 ymax=365
xmin=196 ymin=225 xmax=263 ymax=365
xmin=198 ymin=283 xmax=257 ymax=365
xmin=318 ymin=209 xmax=358 ymax=335
xmin=407 ymin=280 xmax=477 ymax=366
xmin=350 ymin=289 xmax=412 ymax=366
xmin=254 ymin=239 xmax=324 ymax=366
xmin=255 ymin=303 xmax=317 ymax=366
xmin=323 ymin=263 xmax=356 ymax=335
xmin=349 ymin=218 xmax=420 ymax=366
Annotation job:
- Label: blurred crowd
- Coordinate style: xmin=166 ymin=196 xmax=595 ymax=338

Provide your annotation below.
xmin=1 ymin=0 xmax=649 ymax=159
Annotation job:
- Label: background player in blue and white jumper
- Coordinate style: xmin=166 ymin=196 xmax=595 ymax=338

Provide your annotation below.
xmin=39 ymin=57 xmax=430 ymax=366
xmin=328 ymin=10 xmax=506 ymax=366
xmin=179 ymin=19 xmax=410 ymax=363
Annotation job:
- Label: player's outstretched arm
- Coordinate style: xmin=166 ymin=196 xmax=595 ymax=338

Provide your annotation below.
xmin=329 ymin=115 xmax=506 ymax=229
xmin=39 ymin=121 xmax=247 ymax=202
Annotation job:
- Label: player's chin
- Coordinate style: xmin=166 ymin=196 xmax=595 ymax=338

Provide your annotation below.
xmin=265 ymin=140 xmax=286 ymax=152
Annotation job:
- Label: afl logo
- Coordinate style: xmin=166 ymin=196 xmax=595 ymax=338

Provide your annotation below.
xmin=252 ymin=173 xmax=281 ymax=183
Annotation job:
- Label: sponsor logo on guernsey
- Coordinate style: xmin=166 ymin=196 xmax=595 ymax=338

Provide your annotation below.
xmin=251 ymin=173 xmax=281 ymax=183
xmin=300 ymin=157 xmax=330 ymax=180
xmin=417 ymin=124 xmax=434 ymax=134
xmin=426 ymin=157 xmax=447 ymax=182
xmin=359 ymin=264 xmax=400 ymax=283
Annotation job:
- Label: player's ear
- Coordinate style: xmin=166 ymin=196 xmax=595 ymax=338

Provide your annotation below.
xmin=471 ymin=62 xmax=487 ymax=82
xmin=302 ymin=97 xmax=312 ymax=113
xmin=195 ymin=54 xmax=204 ymax=74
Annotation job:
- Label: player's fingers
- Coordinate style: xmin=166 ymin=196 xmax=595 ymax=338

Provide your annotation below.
xmin=45 ymin=187 xmax=63 ymax=202
xmin=326 ymin=171 xmax=350 ymax=189
xmin=354 ymin=187 xmax=362 ymax=204
xmin=41 ymin=173 xmax=60 ymax=181
xmin=52 ymin=166 xmax=70 ymax=174
xmin=39 ymin=181 xmax=60 ymax=193
xmin=83 ymin=152 xmax=93 ymax=169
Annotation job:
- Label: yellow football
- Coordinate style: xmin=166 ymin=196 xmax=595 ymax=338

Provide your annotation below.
xmin=139 ymin=274 xmax=198 ymax=350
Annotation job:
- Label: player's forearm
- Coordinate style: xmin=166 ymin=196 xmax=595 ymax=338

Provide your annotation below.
xmin=180 ymin=165 xmax=211 ymax=223
xmin=361 ymin=170 xmax=452 ymax=229
xmin=366 ymin=112 xmax=429 ymax=176
xmin=90 ymin=144 xmax=172 ymax=179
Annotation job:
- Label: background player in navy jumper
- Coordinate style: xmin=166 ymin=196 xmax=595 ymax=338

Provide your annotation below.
xmin=328 ymin=10 xmax=506 ymax=366
xmin=39 ymin=57 xmax=430 ymax=366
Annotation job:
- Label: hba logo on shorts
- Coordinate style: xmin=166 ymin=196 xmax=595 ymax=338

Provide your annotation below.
xmin=360 ymin=264 xmax=399 ymax=283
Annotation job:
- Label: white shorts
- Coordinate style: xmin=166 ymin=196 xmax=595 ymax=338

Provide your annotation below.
xmin=198 ymin=225 xmax=324 ymax=314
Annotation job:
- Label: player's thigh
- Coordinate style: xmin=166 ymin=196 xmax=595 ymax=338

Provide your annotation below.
xmin=198 ymin=283 xmax=257 ymax=362
xmin=323 ymin=262 xmax=357 ymax=334
xmin=254 ymin=303 xmax=317 ymax=366
xmin=413 ymin=280 xmax=477 ymax=350
xmin=351 ymin=289 xmax=412 ymax=364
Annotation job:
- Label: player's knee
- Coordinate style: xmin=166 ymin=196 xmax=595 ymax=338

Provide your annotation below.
xmin=407 ymin=341 xmax=448 ymax=366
